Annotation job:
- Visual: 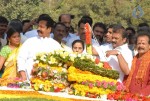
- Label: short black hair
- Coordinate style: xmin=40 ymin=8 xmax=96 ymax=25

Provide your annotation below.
xmin=6 ymin=26 xmax=20 ymax=39
xmin=126 ymin=27 xmax=136 ymax=35
xmin=136 ymin=30 xmax=150 ymax=44
xmin=78 ymin=18 xmax=92 ymax=28
xmin=81 ymin=15 xmax=93 ymax=26
xmin=72 ymin=39 xmax=85 ymax=50
xmin=37 ymin=14 xmax=55 ymax=28
xmin=0 ymin=16 xmax=8 ymax=24
xmin=22 ymin=20 xmax=30 ymax=26
xmin=53 ymin=22 xmax=66 ymax=30
xmin=138 ymin=23 xmax=149 ymax=28
xmin=8 ymin=19 xmax=23 ymax=33
xmin=113 ymin=24 xmax=128 ymax=39
xmin=93 ymin=22 xmax=107 ymax=34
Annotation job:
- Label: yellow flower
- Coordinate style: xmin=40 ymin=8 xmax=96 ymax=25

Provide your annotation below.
xmin=68 ymin=66 xmax=117 ymax=83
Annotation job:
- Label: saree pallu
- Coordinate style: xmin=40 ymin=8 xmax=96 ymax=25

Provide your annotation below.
xmin=1 ymin=45 xmax=21 ymax=79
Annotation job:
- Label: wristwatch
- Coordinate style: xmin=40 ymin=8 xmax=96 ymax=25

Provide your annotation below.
xmin=116 ymin=51 xmax=121 ymax=56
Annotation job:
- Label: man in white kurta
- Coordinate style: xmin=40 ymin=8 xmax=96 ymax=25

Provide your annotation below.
xmin=17 ymin=14 xmax=62 ymax=80
xmin=95 ymin=25 xmax=133 ymax=82
xmin=17 ymin=36 xmax=61 ymax=80
xmin=97 ymin=43 xmax=133 ymax=82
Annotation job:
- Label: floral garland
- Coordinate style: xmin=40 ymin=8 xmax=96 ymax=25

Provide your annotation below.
xmin=68 ymin=66 xmax=124 ymax=98
xmin=85 ymin=23 xmax=92 ymax=55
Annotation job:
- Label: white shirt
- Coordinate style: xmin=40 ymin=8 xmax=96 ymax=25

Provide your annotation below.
xmin=17 ymin=36 xmax=62 ymax=80
xmin=96 ymin=43 xmax=133 ymax=82
xmin=0 ymin=38 xmax=7 ymax=50
xmin=25 ymin=29 xmax=38 ymax=38
xmin=66 ymin=36 xmax=99 ymax=48
xmin=20 ymin=33 xmax=28 ymax=43
xmin=62 ymin=33 xmax=76 ymax=44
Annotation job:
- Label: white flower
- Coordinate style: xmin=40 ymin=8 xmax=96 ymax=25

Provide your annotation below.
xmin=63 ymin=64 xmax=68 ymax=68
xmin=35 ymin=60 xmax=39 ymax=64
xmin=48 ymin=61 xmax=52 ymax=64
xmin=77 ymin=54 xmax=81 ymax=57
xmin=98 ymin=62 xmax=103 ymax=68
xmin=39 ymin=84 xmax=43 ymax=89
xmin=70 ymin=56 xmax=75 ymax=62
xmin=58 ymin=63 xmax=62 ymax=67
xmin=62 ymin=68 xmax=67 ymax=72
xmin=53 ymin=70 xmax=58 ymax=74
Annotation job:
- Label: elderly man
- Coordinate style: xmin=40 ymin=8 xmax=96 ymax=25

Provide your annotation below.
xmin=125 ymin=30 xmax=150 ymax=96
xmin=17 ymin=14 xmax=62 ymax=81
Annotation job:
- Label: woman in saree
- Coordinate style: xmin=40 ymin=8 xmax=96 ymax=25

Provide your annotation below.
xmin=0 ymin=26 xmax=21 ymax=81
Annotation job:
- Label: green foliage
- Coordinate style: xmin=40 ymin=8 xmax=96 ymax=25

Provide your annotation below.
xmin=0 ymin=0 xmax=149 ymax=29
xmin=73 ymin=57 xmax=119 ymax=80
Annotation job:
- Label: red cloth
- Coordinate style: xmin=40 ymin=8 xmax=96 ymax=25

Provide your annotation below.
xmin=129 ymin=59 xmax=150 ymax=96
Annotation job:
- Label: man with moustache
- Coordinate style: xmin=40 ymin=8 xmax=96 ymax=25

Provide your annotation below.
xmin=17 ymin=15 xmax=62 ymax=81
xmin=0 ymin=16 xmax=8 ymax=49
xmin=125 ymin=31 xmax=150 ymax=96
xmin=66 ymin=18 xmax=98 ymax=51
xmin=96 ymin=25 xmax=133 ymax=82
xmin=53 ymin=22 xmax=66 ymax=44
xmin=93 ymin=22 xmax=107 ymax=45
xmin=58 ymin=14 xmax=76 ymax=44
xmin=93 ymin=25 xmax=114 ymax=60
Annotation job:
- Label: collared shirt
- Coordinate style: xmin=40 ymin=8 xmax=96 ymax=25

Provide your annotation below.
xmin=62 ymin=33 xmax=76 ymax=43
xmin=0 ymin=38 xmax=7 ymax=50
xmin=25 ymin=29 xmax=38 ymax=38
xmin=96 ymin=43 xmax=133 ymax=82
xmin=66 ymin=36 xmax=99 ymax=54
xmin=17 ymin=36 xmax=62 ymax=80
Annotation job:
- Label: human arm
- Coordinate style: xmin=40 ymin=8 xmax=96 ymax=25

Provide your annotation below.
xmin=19 ymin=71 xmax=27 ymax=81
xmin=0 ymin=46 xmax=10 ymax=70
xmin=0 ymin=56 xmax=6 ymax=70
xmin=106 ymin=50 xmax=130 ymax=75
xmin=17 ymin=41 xmax=30 ymax=81
xmin=92 ymin=46 xmax=99 ymax=56
xmin=23 ymin=19 xmax=37 ymax=34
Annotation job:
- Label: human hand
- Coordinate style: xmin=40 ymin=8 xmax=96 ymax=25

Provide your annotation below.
xmin=105 ymin=50 xmax=119 ymax=57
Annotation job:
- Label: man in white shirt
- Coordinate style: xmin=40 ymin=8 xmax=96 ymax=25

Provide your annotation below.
xmin=66 ymin=18 xmax=99 ymax=50
xmin=0 ymin=16 xmax=8 ymax=49
xmin=58 ymin=14 xmax=76 ymax=44
xmin=17 ymin=14 xmax=62 ymax=81
xmin=95 ymin=25 xmax=133 ymax=82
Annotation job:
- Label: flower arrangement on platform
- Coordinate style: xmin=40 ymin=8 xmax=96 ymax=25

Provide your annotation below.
xmin=33 ymin=49 xmax=74 ymax=68
xmin=31 ymin=49 xmax=120 ymax=97
xmin=67 ymin=66 xmax=124 ymax=98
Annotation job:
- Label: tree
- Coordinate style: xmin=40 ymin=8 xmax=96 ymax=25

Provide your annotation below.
xmin=0 ymin=0 xmax=149 ymax=30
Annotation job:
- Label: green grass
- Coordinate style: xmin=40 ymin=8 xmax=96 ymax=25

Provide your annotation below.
xmin=0 ymin=98 xmax=57 ymax=101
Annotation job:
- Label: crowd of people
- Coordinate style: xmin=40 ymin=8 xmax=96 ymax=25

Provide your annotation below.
xmin=0 ymin=13 xmax=150 ymax=96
